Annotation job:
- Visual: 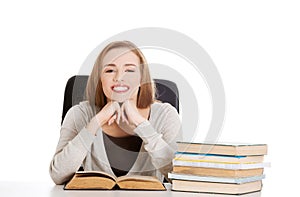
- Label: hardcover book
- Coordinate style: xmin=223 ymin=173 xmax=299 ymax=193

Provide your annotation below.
xmin=177 ymin=142 xmax=267 ymax=156
xmin=175 ymin=152 xmax=264 ymax=163
xmin=172 ymin=159 xmax=270 ymax=169
xmin=168 ymin=172 xmax=265 ymax=184
xmin=172 ymin=166 xmax=264 ymax=178
xmin=172 ymin=180 xmax=262 ymax=194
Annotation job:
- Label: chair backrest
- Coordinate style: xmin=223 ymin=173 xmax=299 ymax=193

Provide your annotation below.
xmin=62 ymin=75 xmax=179 ymax=124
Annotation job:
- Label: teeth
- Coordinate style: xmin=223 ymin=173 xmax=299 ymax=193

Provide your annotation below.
xmin=113 ymin=86 xmax=128 ymax=91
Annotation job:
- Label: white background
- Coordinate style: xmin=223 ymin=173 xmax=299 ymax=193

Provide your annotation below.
xmin=0 ymin=0 xmax=299 ymax=196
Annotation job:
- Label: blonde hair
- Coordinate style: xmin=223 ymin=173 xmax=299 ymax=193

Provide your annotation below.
xmin=85 ymin=41 xmax=155 ymax=112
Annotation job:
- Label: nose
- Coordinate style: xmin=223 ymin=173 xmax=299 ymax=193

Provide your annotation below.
xmin=113 ymin=70 xmax=124 ymax=82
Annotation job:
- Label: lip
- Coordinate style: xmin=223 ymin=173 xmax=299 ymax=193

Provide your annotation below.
xmin=111 ymin=84 xmax=130 ymax=93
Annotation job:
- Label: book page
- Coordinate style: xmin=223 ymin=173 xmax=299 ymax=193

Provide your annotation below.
xmin=76 ymin=171 xmax=116 ymax=181
xmin=116 ymin=175 xmax=160 ymax=183
xmin=178 ymin=141 xmax=267 ymax=146
xmin=116 ymin=175 xmax=165 ymax=190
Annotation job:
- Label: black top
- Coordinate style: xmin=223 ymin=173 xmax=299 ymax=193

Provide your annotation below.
xmin=103 ymin=132 xmax=143 ymax=177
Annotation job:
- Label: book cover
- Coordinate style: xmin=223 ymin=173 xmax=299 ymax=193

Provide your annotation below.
xmin=172 ymin=180 xmax=262 ymax=195
xmin=173 ymin=159 xmax=270 ymax=169
xmin=172 ymin=166 xmax=264 ymax=178
xmin=175 ymin=152 xmax=264 ymax=163
xmin=168 ymin=172 xmax=265 ymax=184
xmin=177 ymin=142 xmax=268 ymax=156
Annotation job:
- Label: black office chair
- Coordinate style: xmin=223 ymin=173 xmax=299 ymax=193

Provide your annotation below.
xmin=62 ymin=75 xmax=179 ymax=124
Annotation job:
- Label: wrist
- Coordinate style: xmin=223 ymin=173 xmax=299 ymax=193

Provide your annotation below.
xmin=86 ymin=117 xmax=101 ymax=136
xmin=96 ymin=113 xmax=106 ymax=127
xmin=134 ymin=121 xmax=158 ymax=144
xmin=134 ymin=118 xmax=147 ymax=127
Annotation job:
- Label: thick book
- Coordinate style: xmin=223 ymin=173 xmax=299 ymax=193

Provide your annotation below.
xmin=172 ymin=180 xmax=262 ymax=195
xmin=177 ymin=142 xmax=267 ymax=156
xmin=173 ymin=159 xmax=270 ymax=170
xmin=168 ymin=172 xmax=265 ymax=184
xmin=175 ymin=152 xmax=264 ymax=164
xmin=173 ymin=166 xmax=264 ymax=178
xmin=64 ymin=171 xmax=166 ymax=190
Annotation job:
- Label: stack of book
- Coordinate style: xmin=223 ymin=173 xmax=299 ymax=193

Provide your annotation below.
xmin=168 ymin=142 xmax=269 ymax=195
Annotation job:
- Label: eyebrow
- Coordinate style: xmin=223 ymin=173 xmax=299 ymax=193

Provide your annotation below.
xmin=104 ymin=63 xmax=137 ymax=67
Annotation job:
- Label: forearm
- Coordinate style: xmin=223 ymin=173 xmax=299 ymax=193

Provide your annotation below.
xmin=134 ymin=121 xmax=180 ymax=177
xmin=49 ymin=128 xmax=95 ymax=184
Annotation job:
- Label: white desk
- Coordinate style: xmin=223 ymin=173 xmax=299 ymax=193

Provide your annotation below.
xmin=0 ymin=182 xmax=262 ymax=197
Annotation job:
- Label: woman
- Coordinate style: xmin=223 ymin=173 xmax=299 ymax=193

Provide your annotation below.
xmin=49 ymin=41 xmax=182 ymax=185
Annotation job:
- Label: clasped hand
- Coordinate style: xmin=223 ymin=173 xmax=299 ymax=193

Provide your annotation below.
xmin=96 ymin=100 xmax=146 ymax=128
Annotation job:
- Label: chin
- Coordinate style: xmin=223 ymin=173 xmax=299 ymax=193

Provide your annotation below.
xmin=112 ymin=97 xmax=127 ymax=103
xmin=109 ymin=94 xmax=130 ymax=103
xmin=108 ymin=90 xmax=138 ymax=103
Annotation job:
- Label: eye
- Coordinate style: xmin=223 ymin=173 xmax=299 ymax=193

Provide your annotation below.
xmin=125 ymin=69 xmax=135 ymax=72
xmin=105 ymin=69 xmax=115 ymax=73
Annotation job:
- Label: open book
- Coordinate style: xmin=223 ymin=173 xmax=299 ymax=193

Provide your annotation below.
xmin=64 ymin=171 xmax=166 ymax=190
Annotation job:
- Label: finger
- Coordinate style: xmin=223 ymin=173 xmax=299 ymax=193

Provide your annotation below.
xmin=124 ymin=101 xmax=131 ymax=124
xmin=116 ymin=103 xmax=121 ymax=124
xmin=121 ymin=102 xmax=129 ymax=124
xmin=108 ymin=114 xmax=116 ymax=125
xmin=112 ymin=101 xmax=121 ymax=124
xmin=120 ymin=103 xmax=124 ymax=122
xmin=108 ymin=116 xmax=114 ymax=126
xmin=120 ymin=103 xmax=126 ymax=122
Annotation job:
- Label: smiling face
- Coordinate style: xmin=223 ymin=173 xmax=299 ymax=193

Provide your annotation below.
xmin=101 ymin=47 xmax=141 ymax=103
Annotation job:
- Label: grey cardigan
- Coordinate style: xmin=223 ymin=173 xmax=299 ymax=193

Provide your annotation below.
xmin=49 ymin=101 xmax=182 ymax=184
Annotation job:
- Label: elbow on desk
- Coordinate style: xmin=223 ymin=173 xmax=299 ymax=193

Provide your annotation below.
xmin=49 ymin=162 xmax=72 ymax=185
